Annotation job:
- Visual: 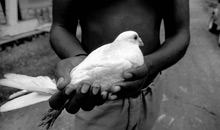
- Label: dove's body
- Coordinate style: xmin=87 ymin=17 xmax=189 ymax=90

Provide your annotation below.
xmin=70 ymin=36 xmax=144 ymax=90
xmin=0 ymin=31 xmax=144 ymax=112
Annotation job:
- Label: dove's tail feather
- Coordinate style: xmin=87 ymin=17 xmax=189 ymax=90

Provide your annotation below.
xmin=0 ymin=92 xmax=51 ymax=112
xmin=0 ymin=73 xmax=57 ymax=94
xmin=0 ymin=73 xmax=57 ymax=112
xmin=8 ymin=90 xmax=29 ymax=100
xmin=39 ymin=108 xmax=64 ymax=130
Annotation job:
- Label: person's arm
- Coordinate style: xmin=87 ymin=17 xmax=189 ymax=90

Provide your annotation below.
xmin=49 ymin=0 xmax=87 ymax=111
xmin=50 ymin=0 xmax=87 ymax=59
xmin=111 ymin=0 xmax=190 ymax=99
xmin=49 ymin=0 xmax=106 ymax=113
xmin=145 ymin=0 xmax=190 ymax=76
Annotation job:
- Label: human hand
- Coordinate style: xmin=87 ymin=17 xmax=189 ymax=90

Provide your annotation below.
xmin=49 ymin=56 xmax=86 ymax=109
xmin=110 ymin=63 xmax=150 ymax=100
xmin=64 ymin=81 xmax=108 ymax=114
xmin=55 ymin=56 xmax=86 ymax=90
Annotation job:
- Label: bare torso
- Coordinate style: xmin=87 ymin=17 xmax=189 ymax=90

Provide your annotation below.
xmin=50 ymin=0 xmax=189 ymax=115
xmin=76 ymin=0 xmax=163 ymax=55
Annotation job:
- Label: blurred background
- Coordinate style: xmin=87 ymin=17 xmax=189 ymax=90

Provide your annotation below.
xmin=0 ymin=0 xmax=57 ymax=104
xmin=0 ymin=0 xmax=220 ymax=130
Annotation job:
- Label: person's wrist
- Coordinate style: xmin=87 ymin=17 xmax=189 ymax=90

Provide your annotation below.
xmin=144 ymin=55 xmax=155 ymax=75
xmin=67 ymin=54 xmax=87 ymax=66
xmin=144 ymin=56 xmax=159 ymax=82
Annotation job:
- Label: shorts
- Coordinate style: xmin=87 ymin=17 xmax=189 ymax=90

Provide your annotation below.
xmin=74 ymin=73 xmax=164 ymax=130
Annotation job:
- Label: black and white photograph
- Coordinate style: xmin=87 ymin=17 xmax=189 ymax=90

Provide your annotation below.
xmin=0 ymin=0 xmax=219 ymax=130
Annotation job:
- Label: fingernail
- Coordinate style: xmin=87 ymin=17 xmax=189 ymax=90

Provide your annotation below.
xmin=93 ymin=87 xmax=99 ymax=95
xmin=110 ymin=95 xmax=117 ymax=100
xmin=57 ymin=77 xmax=64 ymax=86
xmin=113 ymin=86 xmax=121 ymax=93
xmin=107 ymin=92 xmax=112 ymax=100
xmin=65 ymin=84 xmax=74 ymax=95
xmin=101 ymin=91 xmax=107 ymax=99
xmin=81 ymin=83 xmax=90 ymax=93
xmin=124 ymin=73 xmax=133 ymax=79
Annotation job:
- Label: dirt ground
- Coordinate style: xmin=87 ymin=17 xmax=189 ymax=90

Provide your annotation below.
xmin=1 ymin=0 xmax=220 ymax=130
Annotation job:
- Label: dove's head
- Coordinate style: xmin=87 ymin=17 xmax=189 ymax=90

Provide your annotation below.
xmin=115 ymin=31 xmax=144 ymax=46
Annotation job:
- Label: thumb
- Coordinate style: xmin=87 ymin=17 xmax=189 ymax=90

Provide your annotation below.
xmin=56 ymin=77 xmax=70 ymax=90
xmin=55 ymin=68 xmax=72 ymax=90
xmin=123 ymin=64 xmax=148 ymax=80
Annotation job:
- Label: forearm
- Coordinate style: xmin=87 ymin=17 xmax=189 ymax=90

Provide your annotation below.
xmin=50 ymin=25 xmax=87 ymax=59
xmin=145 ymin=29 xmax=190 ymax=76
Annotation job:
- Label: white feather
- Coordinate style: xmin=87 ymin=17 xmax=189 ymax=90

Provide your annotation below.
xmin=9 ymin=90 xmax=29 ymax=99
xmin=0 ymin=92 xmax=51 ymax=112
xmin=0 ymin=73 xmax=57 ymax=94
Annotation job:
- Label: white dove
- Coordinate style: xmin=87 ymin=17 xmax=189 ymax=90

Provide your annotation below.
xmin=0 ymin=31 xmax=144 ymax=129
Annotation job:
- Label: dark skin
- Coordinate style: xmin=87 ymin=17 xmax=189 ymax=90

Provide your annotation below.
xmin=49 ymin=0 xmax=190 ymax=114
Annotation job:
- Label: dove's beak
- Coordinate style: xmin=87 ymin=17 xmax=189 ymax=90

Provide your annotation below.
xmin=138 ymin=38 xmax=144 ymax=46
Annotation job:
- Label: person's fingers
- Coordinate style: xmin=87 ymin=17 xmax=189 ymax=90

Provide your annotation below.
xmin=56 ymin=77 xmax=64 ymax=88
xmin=66 ymin=81 xmax=109 ymax=113
xmin=111 ymin=80 xmax=143 ymax=99
xmin=109 ymin=94 xmax=118 ymax=100
xmin=65 ymin=83 xmax=84 ymax=114
xmin=64 ymin=84 xmax=77 ymax=95
xmin=111 ymin=85 xmax=121 ymax=93
xmin=49 ymin=90 xmax=70 ymax=110
xmin=65 ymin=96 xmax=81 ymax=114
xmin=55 ymin=63 xmax=72 ymax=90
xmin=123 ymin=64 xmax=148 ymax=80
xmin=49 ymin=84 xmax=77 ymax=110
xmin=101 ymin=91 xmax=108 ymax=101
xmin=89 ymin=83 xmax=106 ymax=106
xmin=81 ymin=100 xmax=95 ymax=111
xmin=80 ymin=83 xmax=96 ymax=111
xmin=65 ymin=82 xmax=92 ymax=112
xmin=80 ymin=82 xmax=91 ymax=94
xmin=114 ymin=80 xmax=142 ymax=92
xmin=56 ymin=76 xmax=71 ymax=90
xmin=91 ymin=83 xmax=100 ymax=95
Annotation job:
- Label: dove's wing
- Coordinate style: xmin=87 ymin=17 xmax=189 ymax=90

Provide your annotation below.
xmin=70 ymin=43 xmax=112 ymax=83
xmin=77 ymin=44 xmax=111 ymax=65
xmin=70 ymin=52 xmax=133 ymax=90
xmin=0 ymin=73 xmax=57 ymax=94
xmin=0 ymin=92 xmax=51 ymax=112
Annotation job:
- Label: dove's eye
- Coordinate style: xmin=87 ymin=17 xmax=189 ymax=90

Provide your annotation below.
xmin=134 ymin=35 xmax=138 ymax=40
